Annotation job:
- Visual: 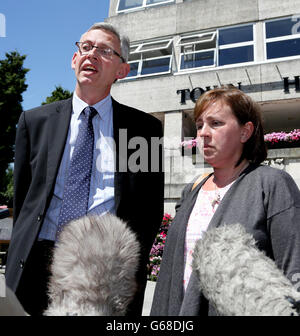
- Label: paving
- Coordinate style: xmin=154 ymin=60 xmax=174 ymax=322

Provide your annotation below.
xmin=142 ymin=281 xmax=156 ymax=316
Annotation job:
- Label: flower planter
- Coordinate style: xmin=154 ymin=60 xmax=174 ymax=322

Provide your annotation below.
xmin=181 ymin=130 xmax=300 ymax=152
xmin=264 ymin=129 xmax=300 ymax=150
xmin=266 ymin=140 xmax=300 ymax=150
xmin=147 ymin=214 xmax=173 ymax=281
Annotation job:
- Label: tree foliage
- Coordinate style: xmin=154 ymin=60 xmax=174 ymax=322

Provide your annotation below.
xmin=0 ymin=166 xmax=13 ymax=207
xmin=42 ymin=85 xmax=72 ymax=105
xmin=0 ymin=51 xmax=29 ymax=203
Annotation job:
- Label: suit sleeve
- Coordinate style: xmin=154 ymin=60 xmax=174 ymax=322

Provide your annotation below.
xmin=140 ymin=116 xmax=164 ymax=254
xmin=125 ymin=114 xmax=164 ymax=315
xmin=13 ymin=112 xmax=31 ymax=225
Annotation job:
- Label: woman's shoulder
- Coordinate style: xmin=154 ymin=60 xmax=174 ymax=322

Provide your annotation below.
xmin=248 ymin=164 xmax=300 ymax=195
xmin=190 ymin=172 xmax=211 ymax=191
xmin=252 ymin=164 xmax=294 ymax=181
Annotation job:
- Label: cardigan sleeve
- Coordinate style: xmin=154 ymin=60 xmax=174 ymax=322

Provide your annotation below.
xmin=175 ymin=184 xmax=191 ymax=213
xmin=265 ymin=170 xmax=300 ymax=289
xmin=268 ymin=205 xmax=300 ymax=288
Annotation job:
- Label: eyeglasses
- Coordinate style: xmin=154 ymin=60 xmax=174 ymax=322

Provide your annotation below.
xmin=75 ymin=41 xmax=125 ymax=63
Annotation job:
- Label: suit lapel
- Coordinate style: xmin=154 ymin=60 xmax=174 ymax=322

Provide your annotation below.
xmin=45 ymin=98 xmax=72 ymax=199
xmin=112 ymin=98 xmax=122 ymax=213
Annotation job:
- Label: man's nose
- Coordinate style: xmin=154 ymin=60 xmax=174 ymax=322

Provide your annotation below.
xmin=87 ymin=47 xmax=100 ymax=60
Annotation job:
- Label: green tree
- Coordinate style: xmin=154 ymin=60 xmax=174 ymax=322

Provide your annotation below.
xmin=42 ymin=85 xmax=72 ymax=105
xmin=0 ymin=51 xmax=29 ymax=203
xmin=0 ymin=166 xmax=13 ymax=207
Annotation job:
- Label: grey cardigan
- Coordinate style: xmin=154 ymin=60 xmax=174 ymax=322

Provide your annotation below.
xmin=150 ymin=164 xmax=300 ymax=316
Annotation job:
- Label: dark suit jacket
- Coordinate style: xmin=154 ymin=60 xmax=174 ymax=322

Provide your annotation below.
xmin=5 ymin=97 xmax=164 ymax=314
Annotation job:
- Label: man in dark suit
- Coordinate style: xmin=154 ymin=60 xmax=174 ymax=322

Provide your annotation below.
xmin=5 ymin=22 xmax=164 ymax=315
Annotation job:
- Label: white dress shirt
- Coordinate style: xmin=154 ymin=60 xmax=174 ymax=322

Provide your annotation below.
xmin=39 ymin=93 xmax=115 ymax=241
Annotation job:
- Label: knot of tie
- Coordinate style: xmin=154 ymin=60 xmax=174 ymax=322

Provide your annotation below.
xmin=82 ymin=106 xmax=97 ymax=120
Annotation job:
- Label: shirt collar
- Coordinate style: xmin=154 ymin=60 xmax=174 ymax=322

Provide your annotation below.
xmin=72 ymin=92 xmax=112 ymax=120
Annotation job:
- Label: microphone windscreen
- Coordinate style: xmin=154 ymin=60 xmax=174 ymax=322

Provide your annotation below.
xmin=192 ymin=223 xmax=300 ymax=316
xmin=45 ymin=214 xmax=140 ymax=316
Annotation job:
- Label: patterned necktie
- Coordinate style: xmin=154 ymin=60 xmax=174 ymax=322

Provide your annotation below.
xmin=56 ymin=106 xmax=97 ymax=239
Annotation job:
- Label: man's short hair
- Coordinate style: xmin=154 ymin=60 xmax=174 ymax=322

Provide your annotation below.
xmin=87 ymin=22 xmax=130 ymax=63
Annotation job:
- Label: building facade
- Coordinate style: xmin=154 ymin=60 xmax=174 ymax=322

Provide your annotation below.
xmin=107 ymin=0 xmax=300 ymax=215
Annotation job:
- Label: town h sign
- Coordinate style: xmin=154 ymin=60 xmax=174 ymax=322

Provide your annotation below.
xmin=177 ymin=77 xmax=300 ymax=105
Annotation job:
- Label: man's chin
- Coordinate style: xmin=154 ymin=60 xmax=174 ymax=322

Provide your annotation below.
xmin=77 ymin=77 xmax=98 ymax=86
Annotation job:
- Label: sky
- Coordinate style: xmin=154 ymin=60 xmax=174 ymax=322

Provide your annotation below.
xmin=0 ymin=0 xmax=110 ymax=110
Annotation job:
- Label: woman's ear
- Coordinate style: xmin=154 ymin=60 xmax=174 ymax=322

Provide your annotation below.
xmin=241 ymin=121 xmax=254 ymax=143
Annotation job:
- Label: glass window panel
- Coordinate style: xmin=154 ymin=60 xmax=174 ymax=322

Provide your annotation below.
xmin=179 ymin=33 xmax=215 ymax=45
xmin=141 ymin=57 xmax=171 ymax=75
xmin=129 ymin=52 xmax=141 ymax=61
xmin=146 ymin=0 xmax=172 ymax=4
xmin=139 ymin=40 xmax=170 ymax=51
xmin=181 ymin=40 xmax=216 ymax=53
xmin=180 ymin=51 xmax=214 ymax=69
xmin=266 ymin=18 xmax=299 ymax=38
xmin=219 ymin=25 xmax=253 ymax=45
xmin=183 ymin=45 xmax=194 ymax=54
xmin=194 ymin=39 xmax=216 ymax=51
xmin=144 ymin=49 xmax=172 ymax=58
xmin=118 ymin=0 xmax=143 ymax=11
xmin=127 ymin=62 xmax=139 ymax=77
xmin=266 ymin=38 xmax=300 ymax=59
xmin=130 ymin=45 xmax=139 ymax=53
xmin=219 ymin=45 xmax=253 ymax=66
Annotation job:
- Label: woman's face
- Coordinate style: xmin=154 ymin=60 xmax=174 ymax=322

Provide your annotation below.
xmin=196 ymin=100 xmax=251 ymax=169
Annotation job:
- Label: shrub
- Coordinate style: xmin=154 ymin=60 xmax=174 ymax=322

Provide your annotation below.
xmin=147 ymin=213 xmax=173 ymax=281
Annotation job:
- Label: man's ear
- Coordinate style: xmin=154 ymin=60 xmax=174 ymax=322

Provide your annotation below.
xmin=241 ymin=121 xmax=254 ymax=143
xmin=116 ymin=63 xmax=130 ymax=80
xmin=71 ymin=52 xmax=78 ymax=70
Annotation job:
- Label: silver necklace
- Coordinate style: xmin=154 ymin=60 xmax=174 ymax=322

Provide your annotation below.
xmin=211 ymin=185 xmax=221 ymax=208
xmin=210 ymin=161 xmax=249 ymax=208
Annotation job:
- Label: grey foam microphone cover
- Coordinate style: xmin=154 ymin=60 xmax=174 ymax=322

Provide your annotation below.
xmin=192 ymin=223 xmax=300 ymax=316
xmin=45 ymin=214 xmax=140 ymax=316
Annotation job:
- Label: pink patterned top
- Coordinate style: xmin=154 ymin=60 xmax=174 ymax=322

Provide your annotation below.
xmin=183 ymin=181 xmax=234 ymax=291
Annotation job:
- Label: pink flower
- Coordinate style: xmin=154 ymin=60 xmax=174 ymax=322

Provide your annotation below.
xmin=264 ymin=129 xmax=300 ymax=144
xmin=181 ymin=138 xmax=198 ymax=148
xmin=148 ymin=213 xmax=173 ymax=280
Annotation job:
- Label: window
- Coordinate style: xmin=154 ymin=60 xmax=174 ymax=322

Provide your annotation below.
xmin=178 ymin=32 xmax=216 ymax=70
xmin=117 ymin=0 xmax=174 ymax=13
xmin=265 ymin=17 xmax=300 ymax=60
xmin=218 ymin=25 xmax=254 ymax=66
xmin=127 ymin=39 xmax=173 ymax=78
xmin=178 ymin=24 xmax=254 ymax=71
